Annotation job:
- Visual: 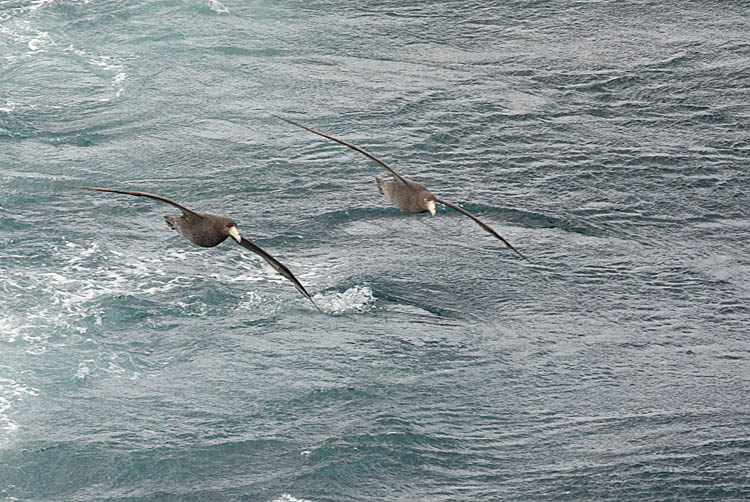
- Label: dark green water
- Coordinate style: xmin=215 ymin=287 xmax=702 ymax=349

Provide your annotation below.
xmin=2 ymin=1 xmax=749 ymax=500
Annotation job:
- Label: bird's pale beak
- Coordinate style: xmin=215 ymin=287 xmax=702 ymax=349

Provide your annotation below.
xmin=228 ymin=225 xmax=242 ymax=243
xmin=426 ymin=200 xmax=436 ymax=216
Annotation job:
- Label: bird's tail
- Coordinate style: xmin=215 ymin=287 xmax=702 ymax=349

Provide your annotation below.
xmin=375 ymin=177 xmax=384 ymax=195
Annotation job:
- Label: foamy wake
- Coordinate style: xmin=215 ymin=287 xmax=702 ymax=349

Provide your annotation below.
xmin=2 ymin=239 xmax=155 ymax=345
xmin=2 ymin=238 xmax=371 ymax=349
xmin=208 ymin=0 xmax=230 ymax=14
xmin=312 ymin=285 xmax=376 ymax=315
xmin=1 ymin=239 xmax=376 ymax=391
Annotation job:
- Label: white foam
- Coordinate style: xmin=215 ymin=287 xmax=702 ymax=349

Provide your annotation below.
xmin=1 ymin=240 xmax=155 ymax=345
xmin=0 ymin=378 xmax=39 ymax=434
xmin=208 ymin=0 xmax=230 ymax=14
xmin=28 ymin=0 xmax=56 ymax=12
xmin=60 ymin=46 xmax=128 ymax=99
xmin=139 ymin=275 xmax=190 ymax=295
xmin=3 ymin=238 xmax=346 ymax=352
xmin=75 ymin=359 xmax=95 ymax=380
xmin=88 ymin=55 xmax=120 ymax=71
xmin=113 ymin=72 xmax=127 ymax=97
xmin=1 ymin=21 xmax=56 ymax=62
xmin=0 ymin=398 xmax=18 ymax=433
xmin=66 ymin=242 xmax=99 ymax=265
xmin=314 ymin=285 xmax=376 ymax=315
xmin=0 ymin=100 xmax=19 ymax=113
xmin=0 ymin=0 xmax=53 ymax=22
xmin=269 ymin=495 xmax=313 ymax=502
xmin=0 ymin=3 xmax=65 ymax=71
xmin=88 ymin=54 xmax=127 ymax=98
xmin=27 ymin=35 xmax=49 ymax=52
xmin=73 ymin=354 xmax=132 ymax=381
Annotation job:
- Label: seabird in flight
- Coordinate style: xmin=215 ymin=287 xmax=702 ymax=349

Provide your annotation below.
xmin=67 ymin=185 xmax=320 ymax=309
xmin=276 ymin=116 xmax=529 ymax=262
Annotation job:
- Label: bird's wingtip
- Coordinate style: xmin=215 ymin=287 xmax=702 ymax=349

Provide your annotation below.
xmin=310 ymin=299 xmax=323 ymax=313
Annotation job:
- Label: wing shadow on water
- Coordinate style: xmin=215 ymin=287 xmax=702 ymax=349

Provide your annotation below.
xmin=306 ymin=202 xmax=632 ymax=242
xmin=363 ymin=277 xmax=484 ymax=324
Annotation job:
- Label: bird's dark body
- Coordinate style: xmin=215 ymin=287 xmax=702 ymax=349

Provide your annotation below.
xmin=376 ymin=177 xmax=434 ymax=214
xmin=164 ymin=213 xmax=237 ymax=248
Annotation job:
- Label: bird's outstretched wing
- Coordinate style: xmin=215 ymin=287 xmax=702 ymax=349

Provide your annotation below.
xmin=434 ymin=198 xmax=530 ymax=262
xmin=275 ymin=116 xmax=409 ymax=185
xmin=67 ymin=186 xmax=202 ymax=218
xmin=237 ymin=237 xmax=320 ymax=311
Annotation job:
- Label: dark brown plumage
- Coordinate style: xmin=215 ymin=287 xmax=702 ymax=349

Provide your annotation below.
xmin=276 ymin=116 xmax=529 ymax=262
xmin=67 ymin=186 xmax=320 ymax=309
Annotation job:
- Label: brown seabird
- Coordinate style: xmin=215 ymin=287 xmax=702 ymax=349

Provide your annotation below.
xmin=67 ymin=185 xmax=320 ymax=310
xmin=276 ymin=116 xmax=529 ymax=262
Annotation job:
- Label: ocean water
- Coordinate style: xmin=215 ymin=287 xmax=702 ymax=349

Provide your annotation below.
xmin=2 ymin=0 xmax=749 ymax=500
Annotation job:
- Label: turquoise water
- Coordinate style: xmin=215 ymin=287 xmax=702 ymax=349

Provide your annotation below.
xmin=2 ymin=1 xmax=750 ymax=500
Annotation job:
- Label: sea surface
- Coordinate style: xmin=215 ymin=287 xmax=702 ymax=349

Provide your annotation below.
xmin=2 ymin=1 xmax=750 ymax=501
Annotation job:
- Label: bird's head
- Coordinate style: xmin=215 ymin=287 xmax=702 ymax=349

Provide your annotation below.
xmin=222 ymin=218 xmax=241 ymax=243
xmin=422 ymin=192 xmax=437 ymax=216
